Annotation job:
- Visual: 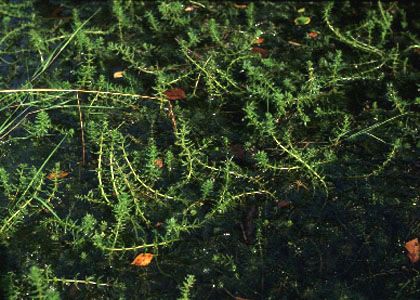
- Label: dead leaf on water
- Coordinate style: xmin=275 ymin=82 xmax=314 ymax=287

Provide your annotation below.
xmin=405 ymin=238 xmax=420 ymax=263
xmin=251 ymin=47 xmax=269 ymax=58
xmin=233 ymin=3 xmax=248 ymax=9
xmin=253 ymin=37 xmax=264 ymax=45
xmin=230 ymin=144 xmax=245 ymax=161
xmin=307 ymin=31 xmax=320 ymax=39
xmin=164 ymin=88 xmax=186 ymax=100
xmin=47 ymin=170 xmax=69 ymax=180
xmin=154 ymin=158 xmax=164 ymax=169
xmin=131 ymin=253 xmax=154 ymax=267
xmin=113 ymin=71 xmax=124 ymax=79
xmin=276 ymin=200 xmax=291 ymax=208
xmin=184 ymin=6 xmax=195 ymax=12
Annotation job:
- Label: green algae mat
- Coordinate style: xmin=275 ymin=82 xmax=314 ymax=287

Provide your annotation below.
xmin=0 ymin=1 xmax=419 ymax=299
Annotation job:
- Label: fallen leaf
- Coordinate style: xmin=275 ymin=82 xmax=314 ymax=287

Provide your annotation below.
xmin=297 ymin=8 xmax=305 ymax=13
xmin=51 ymin=6 xmax=64 ymax=18
xmin=276 ymin=200 xmax=291 ymax=208
xmin=154 ymin=158 xmax=164 ymax=169
xmin=47 ymin=170 xmax=69 ymax=180
xmin=235 ymin=297 xmax=250 ymax=300
xmin=113 ymin=71 xmax=124 ymax=78
xmin=251 ymin=47 xmax=269 ymax=58
xmin=184 ymin=6 xmax=195 ymax=12
xmin=155 ymin=222 xmax=163 ymax=228
xmin=230 ymin=144 xmax=245 ymax=161
xmin=164 ymin=88 xmax=186 ymax=100
xmin=233 ymin=3 xmax=248 ymax=9
xmin=294 ymin=16 xmax=311 ymax=26
xmin=405 ymin=238 xmax=420 ymax=263
xmin=253 ymin=37 xmax=264 ymax=44
xmin=131 ymin=253 xmax=154 ymax=267
xmin=48 ymin=5 xmax=71 ymax=21
xmin=307 ymin=31 xmax=319 ymax=39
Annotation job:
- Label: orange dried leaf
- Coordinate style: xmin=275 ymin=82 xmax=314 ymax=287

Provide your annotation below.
xmin=251 ymin=47 xmax=269 ymax=58
xmin=276 ymin=200 xmax=291 ymax=208
xmin=184 ymin=6 xmax=195 ymax=12
xmin=164 ymin=88 xmax=186 ymax=100
xmin=131 ymin=253 xmax=154 ymax=267
xmin=253 ymin=37 xmax=264 ymax=44
xmin=155 ymin=222 xmax=163 ymax=228
xmin=113 ymin=71 xmax=124 ymax=78
xmin=233 ymin=3 xmax=248 ymax=9
xmin=47 ymin=171 xmax=69 ymax=180
xmin=405 ymin=238 xmax=420 ymax=263
xmin=154 ymin=158 xmax=164 ymax=169
xmin=307 ymin=31 xmax=319 ymax=39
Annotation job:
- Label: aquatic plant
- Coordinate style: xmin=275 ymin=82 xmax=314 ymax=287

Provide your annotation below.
xmin=0 ymin=1 xmax=418 ymax=298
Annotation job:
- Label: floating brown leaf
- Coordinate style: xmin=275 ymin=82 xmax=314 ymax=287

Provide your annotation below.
xmin=233 ymin=3 xmax=248 ymax=9
xmin=51 ymin=6 xmax=64 ymax=18
xmin=253 ymin=37 xmax=264 ymax=44
xmin=164 ymin=88 xmax=186 ymax=100
xmin=155 ymin=222 xmax=163 ymax=228
xmin=48 ymin=5 xmax=71 ymax=21
xmin=251 ymin=47 xmax=269 ymax=58
xmin=276 ymin=200 xmax=291 ymax=208
xmin=307 ymin=31 xmax=319 ymax=39
xmin=184 ymin=5 xmax=195 ymax=12
xmin=113 ymin=71 xmax=124 ymax=78
xmin=131 ymin=253 xmax=154 ymax=267
xmin=230 ymin=144 xmax=245 ymax=161
xmin=47 ymin=170 xmax=69 ymax=180
xmin=154 ymin=158 xmax=164 ymax=169
xmin=405 ymin=238 xmax=420 ymax=263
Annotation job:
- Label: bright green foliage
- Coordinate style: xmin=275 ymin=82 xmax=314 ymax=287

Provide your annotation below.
xmin=177 ymin=274 xmax=196 ymax=300
xmin=33 ymin=111 xmax=52 ymax=138
xmin=0 ymin=1 xmax=419 ymax=299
